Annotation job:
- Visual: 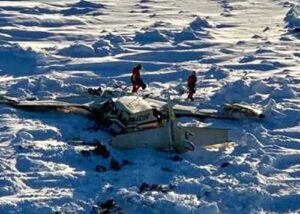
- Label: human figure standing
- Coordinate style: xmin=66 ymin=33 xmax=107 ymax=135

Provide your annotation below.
xmin=187 ymin=71 xmax=197 ymax=101
xmin=131 ymin=64 xmax=146 ymax=93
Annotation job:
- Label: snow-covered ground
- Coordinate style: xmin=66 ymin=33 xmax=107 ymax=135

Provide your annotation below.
xmin=0 ymin=0 xmax=299 ymax=213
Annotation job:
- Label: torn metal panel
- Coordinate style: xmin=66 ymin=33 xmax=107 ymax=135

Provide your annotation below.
xmin=179 ymin=126 xmax=229 ymax=146
xmin=223 ymin=103 xmax=265 ymax=119
xmin=0 ymin=95 xmax=91 ymax=112
xmin=111 ymin=126 xmax=171 ymax=150
xmin=114 ymin=96 xmax=153 ymax=114
xmin=111 ymin=125 xmax=229 ymax=153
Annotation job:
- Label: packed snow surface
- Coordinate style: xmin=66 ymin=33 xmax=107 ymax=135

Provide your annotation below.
xmin=0 ymin=0 xmax=299 ymax=213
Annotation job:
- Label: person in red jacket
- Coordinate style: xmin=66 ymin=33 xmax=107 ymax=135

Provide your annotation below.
xmin=131 ymin=64 xmax=146 ymax=93
xmin=187 ymin=71 xmax=197 ymax=101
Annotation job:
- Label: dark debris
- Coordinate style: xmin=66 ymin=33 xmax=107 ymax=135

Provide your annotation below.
xmin=110 ymin=158 xmax=121 ymax=171
xmin=139 ymin=182 xmax=175 ymax=194
xmin=93 ymin=143 xmax=110 ymax=159
xmin=170 ymin=155 xmax=183 ymax=162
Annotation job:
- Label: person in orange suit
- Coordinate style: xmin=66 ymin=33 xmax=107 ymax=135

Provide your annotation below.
xmin=131 ymin=64 xmax=146 ymax=93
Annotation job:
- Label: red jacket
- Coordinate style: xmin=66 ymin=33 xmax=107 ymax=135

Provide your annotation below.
xmin=187 ymin=74 xmax=197 ymax=87
xmin=132 ymin=67 xmax=141 ymax=82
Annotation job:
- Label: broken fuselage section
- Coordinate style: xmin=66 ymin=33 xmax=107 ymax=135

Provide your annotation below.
xmin=1 ymin=93 xmax=264 ymax=153
xmin=96 ymin=96 xmax=163 ymax=134
xmin=95 ymin=96 xmax=230 ymax=153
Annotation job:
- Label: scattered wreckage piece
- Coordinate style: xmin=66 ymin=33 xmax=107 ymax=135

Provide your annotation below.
xmin=171 ymin=103 xmax=264 ymax=120
xmin=223 ymin=103 xmax=265 ymax=119
xmin=0 ymin=95 xmax=91 ymax=113
xmin=144 ymin=97 xmax=265 ymax=120
xmin=172 ymin=104 xmax=232 ymax=120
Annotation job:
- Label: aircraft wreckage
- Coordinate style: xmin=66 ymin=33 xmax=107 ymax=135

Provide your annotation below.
xmin=0 ymin=88 xmax=264 ymax=153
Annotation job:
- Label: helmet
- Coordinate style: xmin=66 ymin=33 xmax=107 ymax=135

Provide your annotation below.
xmin=192 ymin=71 xmax=196 ymax=75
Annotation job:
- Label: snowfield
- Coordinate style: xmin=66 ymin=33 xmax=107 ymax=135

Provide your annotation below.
xmin=0 ymin=0 xmax=299 ymax=213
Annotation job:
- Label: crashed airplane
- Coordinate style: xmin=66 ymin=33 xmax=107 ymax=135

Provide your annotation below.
xmin=0 ymin=90 xmax=264 ymax=153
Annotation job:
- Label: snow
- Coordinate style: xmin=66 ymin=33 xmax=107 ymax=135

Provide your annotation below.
xmin=0 ymin=0 xmax=300 ymax=213
xmin=285 ymin=5 xmax=300 ymax=29
xmin=57 ymin=43 xmax=96 ymax=58
xmin=189 ymin=16 xmax=214 ymax=30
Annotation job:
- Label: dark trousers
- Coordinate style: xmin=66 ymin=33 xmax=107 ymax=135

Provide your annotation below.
xmin=187 ymin=85 xmax=195 ymax=101
xmin=131 ymin=77 xmax=146 ymax=93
